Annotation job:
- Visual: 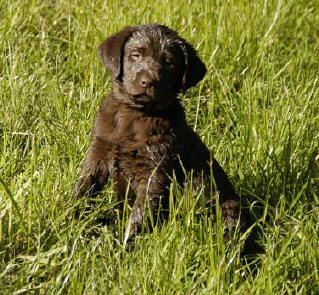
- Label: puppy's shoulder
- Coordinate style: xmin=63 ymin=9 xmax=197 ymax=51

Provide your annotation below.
xmin=92 ymin=93 xmax=118 ymax=139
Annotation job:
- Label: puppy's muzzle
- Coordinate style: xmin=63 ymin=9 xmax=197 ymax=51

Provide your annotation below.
xmin=129 ymin=71 xmax=158 ymax=100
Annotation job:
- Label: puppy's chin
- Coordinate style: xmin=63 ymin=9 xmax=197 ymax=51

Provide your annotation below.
xmin=127 ymin=92 xmax=175 ymax=112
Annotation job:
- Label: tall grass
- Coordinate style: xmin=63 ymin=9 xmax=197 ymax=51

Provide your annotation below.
xmin=1 ymin=0 xmax=318 ymax=293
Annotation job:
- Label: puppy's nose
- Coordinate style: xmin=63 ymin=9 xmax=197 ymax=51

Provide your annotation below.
xmin=140 ymin=75 xmax=153 ymax=88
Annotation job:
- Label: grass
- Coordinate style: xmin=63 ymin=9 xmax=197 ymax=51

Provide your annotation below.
xmin=1 ymin=0 xmax=319 ymax=293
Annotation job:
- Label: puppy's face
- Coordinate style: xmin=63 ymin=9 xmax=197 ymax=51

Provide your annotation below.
xmin=122 ymin=29 xmax=185 ymax=108
xmin=99 ymin=25 xmax=206 ymax=110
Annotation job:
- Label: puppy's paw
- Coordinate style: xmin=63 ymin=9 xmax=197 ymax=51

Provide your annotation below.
xmin=221 ymin=199 xmax=243 ymax=241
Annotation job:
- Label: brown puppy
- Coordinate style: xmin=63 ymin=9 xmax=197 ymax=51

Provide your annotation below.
xmin=74 ymin=24 xmax=244 ymax=242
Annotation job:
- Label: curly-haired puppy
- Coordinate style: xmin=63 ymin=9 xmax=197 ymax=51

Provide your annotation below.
xmin=74 ymin=24 xmax=244 ymax=243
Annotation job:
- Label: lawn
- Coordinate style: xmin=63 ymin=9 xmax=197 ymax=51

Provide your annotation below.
xmin=0 ymin=0 xmax=318 ymax=294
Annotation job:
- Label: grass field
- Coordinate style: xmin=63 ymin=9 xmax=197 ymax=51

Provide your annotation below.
xmin=1 ymin=0 xmax=319 ymax=293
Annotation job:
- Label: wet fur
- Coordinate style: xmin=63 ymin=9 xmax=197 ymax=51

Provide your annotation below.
xmin=74 ymin=24 xmax=245 ymax=242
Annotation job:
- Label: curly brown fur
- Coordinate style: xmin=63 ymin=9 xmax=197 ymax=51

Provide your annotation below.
xmin=74 ymin=24 xmax=245 ymax=243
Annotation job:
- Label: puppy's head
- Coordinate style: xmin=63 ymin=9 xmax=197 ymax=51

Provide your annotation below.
xmin=99 ymin=24 xmax=206 ymax=110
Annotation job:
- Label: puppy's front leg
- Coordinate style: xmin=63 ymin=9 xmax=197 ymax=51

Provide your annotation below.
xmin=124 ymin=176 xmax=168 ymax=245
xmin=73 ymin=144 xmax=109 ymax=198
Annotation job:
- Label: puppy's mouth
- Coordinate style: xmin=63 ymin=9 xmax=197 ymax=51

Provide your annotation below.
xmin=129 ymin=87 xmax=156 ymax=103
xmin=125 ymin=84 xmax=176 ymax=111
xmin=131 ymin=93 xmax=153 ymax=103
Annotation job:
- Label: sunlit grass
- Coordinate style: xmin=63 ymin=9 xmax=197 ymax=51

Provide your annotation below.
xmin=1 ymin=0 xmax=318 ymax=294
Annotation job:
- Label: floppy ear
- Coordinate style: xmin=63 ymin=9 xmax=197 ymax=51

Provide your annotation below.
xmin=178 ymin=41 xmax=207 ymax=91
xmin=99 ymin=26 xmax=136 ymax=81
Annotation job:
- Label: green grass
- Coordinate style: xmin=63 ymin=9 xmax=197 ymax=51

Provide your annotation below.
xmin=1 ymin=0 xmax=319 ymax=293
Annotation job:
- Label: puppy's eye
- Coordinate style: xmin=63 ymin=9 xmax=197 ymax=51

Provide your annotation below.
xmin=164 ymin=57 xmax=173 ymax=65
xmin=131 ymin=51 xmax=142 ymax=60
xmin=163 ymin=56 xmax=175 ymax=68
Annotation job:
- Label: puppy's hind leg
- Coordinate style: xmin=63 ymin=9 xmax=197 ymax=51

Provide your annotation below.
xmin=210 ymin=159 xmax=247 ymax=240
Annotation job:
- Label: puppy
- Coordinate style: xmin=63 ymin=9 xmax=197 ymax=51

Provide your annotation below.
xmin=74 ymin=24 xmax=244 ymax=242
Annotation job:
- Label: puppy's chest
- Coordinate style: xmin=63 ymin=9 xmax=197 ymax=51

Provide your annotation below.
xmin=113 ymin=115 xmax=178 ymax=158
